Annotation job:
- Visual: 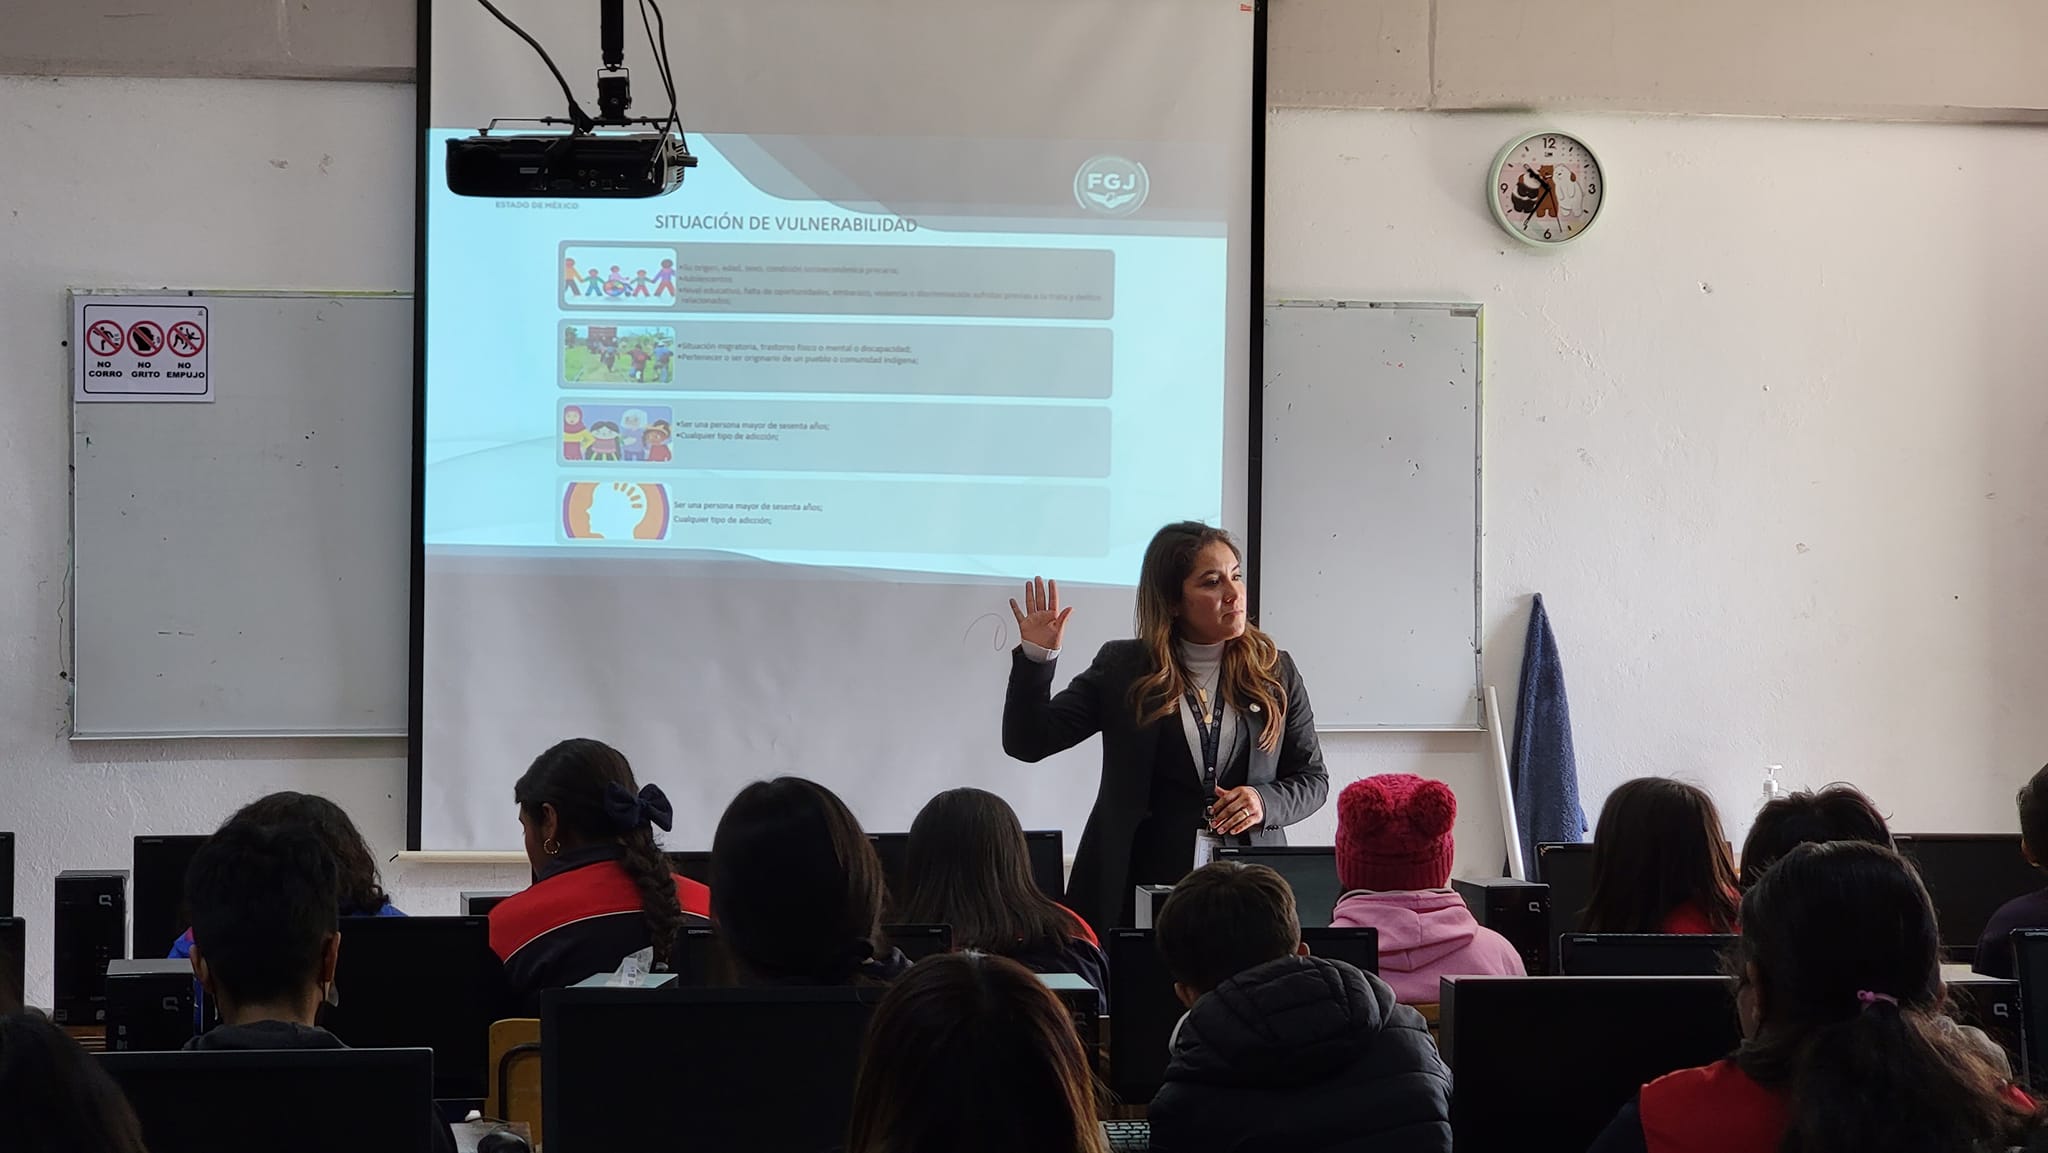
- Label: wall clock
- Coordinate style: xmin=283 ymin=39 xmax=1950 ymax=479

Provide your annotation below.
xmin=1490 ymin=131 xmax=1605 ymax=246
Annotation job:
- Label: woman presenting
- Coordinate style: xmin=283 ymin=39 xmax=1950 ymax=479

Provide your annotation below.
xmin=1004 ymin=521 xmax=1329 ymax=935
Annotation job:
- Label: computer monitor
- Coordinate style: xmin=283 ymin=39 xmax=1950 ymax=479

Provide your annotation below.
xmin=1894 ymin=834 xmax=2044 ymax=961
xmin=99 ymin=1047 xmax=439 ymax=1153
xmin=321 ymin=916 xmax=505 ymax=1101
xmin=132 ymin=834 xmax=209 ymax=960
xmin=1211 ymin=846 xmax=1341 ymax=928
xmin=1105 ymin=925 xmax=1377 ymax=1102
xmin=1943 ymin=967 xmax=2021 ymax=1078
xmin=1535 ymin=841 xmax=1594 ymax=965
xmin=869 ymin=830 xmax=1067 ymax=911
xmin=1441 ymin=975 xmax=1739 ymax=1152
xmin=665 ymin=849 xmax=713 ymax=885
xmin=0 ymin=917 xmax=23 ymax=1011
xmin=2012 ymin=930 xmax=2048 ymax=1086
xmin=458 ymin=890 xmax=514 ymax=917
xmin=0 ymin=831 xmax=13 ymax=918
xmin=882 ymin=923 xmax=953 ymax=962
xmin=543 ymin=984 xmax=885 ymax=1153
xmin=1559 ymin=934 xmax=1737 ymax=976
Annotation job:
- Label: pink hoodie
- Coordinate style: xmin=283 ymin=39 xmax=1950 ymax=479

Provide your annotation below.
xmin=1329 ymin=888 xmax=1526 ymax=1004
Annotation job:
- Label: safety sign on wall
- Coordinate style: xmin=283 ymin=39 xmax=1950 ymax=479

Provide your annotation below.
xmin=72 ymin=295 xmax=212 ymax=403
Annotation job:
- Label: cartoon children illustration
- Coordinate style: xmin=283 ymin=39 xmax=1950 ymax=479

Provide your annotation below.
xmin=564 ymin=258 xmax=582 ymax=297
xmin=585 ymin=421 xmax=622 ymax=461
xmin=653 ymin=340 xmax=674 ymax=384
xmin=583 ymin=266 xmax=606 ymax=296
xmin=619 ymin=409 xmax=649 ymax=462
xmin=644 ymin=420 xmax=673 ymax=462
xmin=632 ymin=269 xmax=652 ymax=297
xmin=562 ymin=406 xmax=592 ymax=461
xmin=605 ymin=266 xmax=629 ymax=297
xmin=627 ymin=342 xmax=653 ymax=383
xmin=654 ymin=259 xmax=677 ymax=298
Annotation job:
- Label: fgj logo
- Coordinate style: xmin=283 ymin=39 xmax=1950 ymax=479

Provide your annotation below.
xmin=1074 ymin=156 xmax=1150 ymax=216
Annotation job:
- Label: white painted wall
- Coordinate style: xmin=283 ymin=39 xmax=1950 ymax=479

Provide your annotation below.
xmin=1275 ymin=109 xmax=2048 ymax=870
xmin=4 ymin=77 xmax=2045 ymax=999
xmin=0 ymin=77 xmax=529 ymax=1007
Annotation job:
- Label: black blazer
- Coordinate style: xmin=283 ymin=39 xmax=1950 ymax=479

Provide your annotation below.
xmin=1003 ymin=639 xmax=1329 ymax=936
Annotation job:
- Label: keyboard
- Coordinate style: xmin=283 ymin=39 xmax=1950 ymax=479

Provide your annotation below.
xmin=1101 ymin=1119 xmax=1150 ymax=1152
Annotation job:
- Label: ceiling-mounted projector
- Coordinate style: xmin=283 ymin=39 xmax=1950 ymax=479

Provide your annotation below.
xmin=447 ymin=130 xmax=693 ymax=198
xmin=447 ymin=0 xmax=696 ymax=198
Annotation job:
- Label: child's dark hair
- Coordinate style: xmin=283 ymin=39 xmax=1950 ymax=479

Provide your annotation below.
xmin=515 ymin=739 xmax=685 ymax=965
xmin=0 ymin=1011 xmax=149 ymax=1153
xmin=186 ymin=819 xmax=340 ymax=1005
xmin=1580 ymin=777 xmax=1739 ymax=934
xmin=226 ymin=791 xmax=390 ymax=916
xmin=711 ymin=777 xmax=886 ymax=984
xmin=846 ymin=953 xmax=1106 ymax=1153
xmin=2017 ymin=764 xmax=2048 ymax=870
xmin=1735 ymin=840 xmax=2029 ymax=1152
xmin=901 ymin=788 xmax=1081 ymax=955
xmin=1154 ymin=861 xmax=1301 ymax=994
xmin=1739 ymin=783 xmax=1894 ymax=889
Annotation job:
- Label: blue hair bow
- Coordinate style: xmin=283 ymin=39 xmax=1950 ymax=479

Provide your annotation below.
xmin=604 ymin=781 xmax=674 ymax=833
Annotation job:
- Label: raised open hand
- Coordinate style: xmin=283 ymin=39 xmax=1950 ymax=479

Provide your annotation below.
xmin=1009 ymin=576 xmax=1074 ymax=652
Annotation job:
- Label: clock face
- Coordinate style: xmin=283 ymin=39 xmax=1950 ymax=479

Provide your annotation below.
xmin=1492 ymin=133 xmax=1604 ymax=245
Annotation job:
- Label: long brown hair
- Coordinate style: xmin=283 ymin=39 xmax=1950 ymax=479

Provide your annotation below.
xmin=710 ymin=777 xmax=888 ymax=985
xmin=1129 ymin=522 xmax=1286 ymax=752
xmin=846 ymin=952 xmax=1107 ymax=1153
xmin=228 ymin=792 xmax=392 ymax=917
xmin=1580 ymin=777 xmax=1739 ymax=934
xmin=901 ymin=788 xmax=1080 ymax=954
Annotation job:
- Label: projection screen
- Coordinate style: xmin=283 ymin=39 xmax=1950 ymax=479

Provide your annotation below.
xmin=414 ymin=0 xmax=1261 ymax=850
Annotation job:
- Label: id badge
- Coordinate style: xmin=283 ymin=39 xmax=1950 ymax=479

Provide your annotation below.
xmin=1193 ymin=829 xmax=1224 ymax=871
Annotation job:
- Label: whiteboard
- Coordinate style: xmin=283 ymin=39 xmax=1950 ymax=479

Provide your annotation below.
xmin=1258 ymin=301 xmax=1482 ymax=729
xmin=71 ymin=291 xmax=412 ymax=739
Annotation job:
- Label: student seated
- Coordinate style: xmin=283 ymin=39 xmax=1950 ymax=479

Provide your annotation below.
xmin=711 ymin=777 xmax=907 ymax=985
xmin=489 ymin=738 xmax=709 ymax=1005
xmin=1588 ymin=841 xmax=2039 ymax=1153
xmin=184 ymin=820 xmax=456 ymax=1153
xmin=1328 ymin=774 xmax=1523 ymax=1002
xmin=1581 ymin=778 xmax=1739 ymax=935
xmin=1149 ymin=861 xmax=1451 ymax=1153
xmin=1974 ymin=762 xmax=2048 ymax=979
xmin=846 ymin=952 xmax=1106 ymax=1153
xmin=170 ymin=791 xmax=403 ymax=960
xmin=1737 ymin=782 xmax=1893 ymax=889
xmin=0 ymin=1010 xmax=149 ymax=1153
xmin=899 ymin=787 xmax=1107 ymax=1011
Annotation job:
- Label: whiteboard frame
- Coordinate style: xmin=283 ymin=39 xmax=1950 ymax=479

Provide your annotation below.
xmin=1261 ymin=299 xmax=1486 ymax=732
xmin=68 ymin=288 xmax=413 ymax=742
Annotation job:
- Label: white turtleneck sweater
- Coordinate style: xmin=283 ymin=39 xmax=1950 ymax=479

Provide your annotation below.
xmin=1022 ymin=637 xmax=1238 ymax=781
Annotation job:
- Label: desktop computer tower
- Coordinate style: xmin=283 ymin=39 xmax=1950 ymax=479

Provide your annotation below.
xmin=54 ymin=870 xmax=128 ymax=1025
xmin=1453 ymin=876 xmax=1552 ymax=975
xmin=106 ymin=959 xmax=203 ymax=1051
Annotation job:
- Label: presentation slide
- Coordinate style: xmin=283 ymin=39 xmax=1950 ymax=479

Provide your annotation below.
xmin=417 ymin=0 xmax=1255 ymax=852
xmin=424 ymin=133 xmax=1227 ymax=585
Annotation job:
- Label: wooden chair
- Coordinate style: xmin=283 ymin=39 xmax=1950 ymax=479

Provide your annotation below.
xmin=486 ymin=1018 xmax=542 ymax=1144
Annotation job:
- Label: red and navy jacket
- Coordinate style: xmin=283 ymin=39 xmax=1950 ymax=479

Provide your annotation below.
xmin=489 ymin=843 xmax=710 ymax=1010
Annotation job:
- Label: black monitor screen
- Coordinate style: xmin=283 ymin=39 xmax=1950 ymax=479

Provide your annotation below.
xmin=1212 ymin=847 xmax=1341 ymax=928
xmin=0 ymin=918 xmax=23 ymax=1011
xmin=666 ymin=849 xmax=713 ymax=885
xmin=882 ymin=923 xmax=953 ymax=962
xmin=1536 ymin=842 xmax=1594 ymax=964
xmin=132 ymin=835 xmax=209 ymax=960
xmin=543 ymin=985 xmax=883 ymax=1153
xmin=321 ymin=916 xmax=505 ymax=1100
xmin=1442 ymin=975 xmax=1740 ymax=1153
xmin=1895 ymin=834 xmax=2044 ymax=960
xmin=1559 ymin=934 xmax=1736 ymax=976
xmin=1106 ymin=926 xmax=1377 ymax=1102
xmin=99 ymin=1047 xmax=437 ymax=1153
